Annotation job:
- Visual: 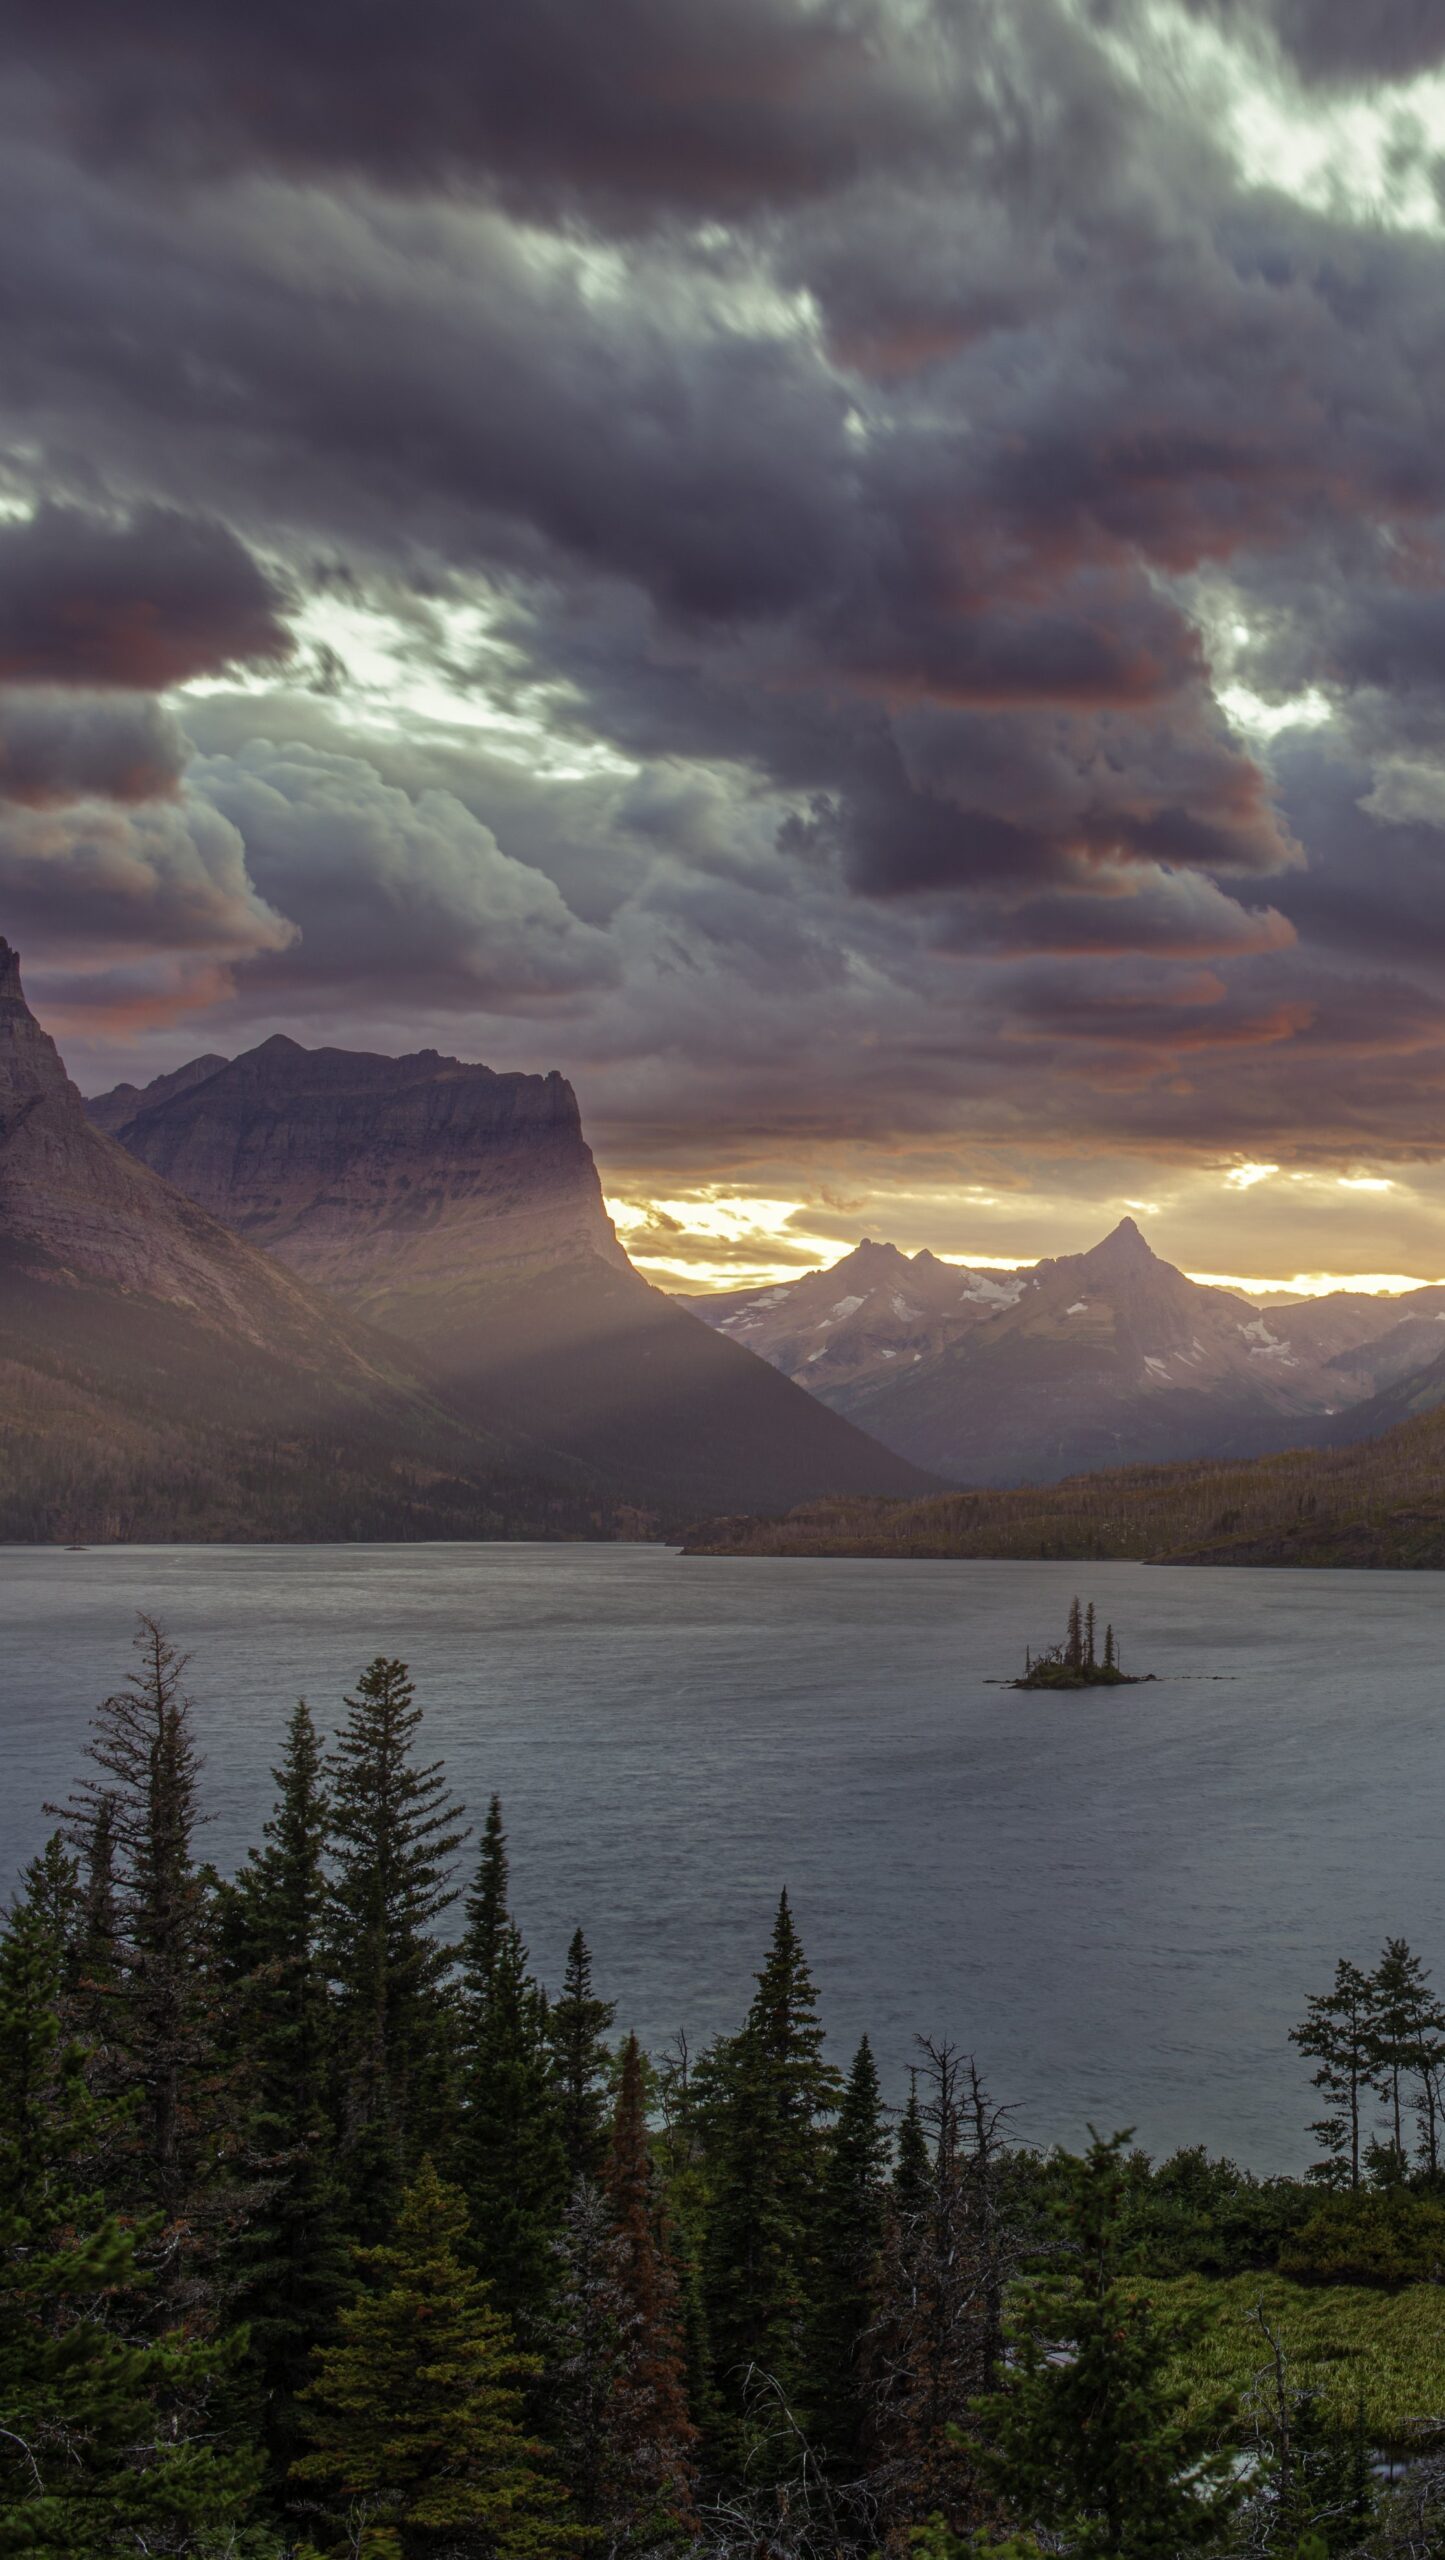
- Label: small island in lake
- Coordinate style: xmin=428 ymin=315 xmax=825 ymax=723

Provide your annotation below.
xmin=1012 ymin=1594 xmax=1157 ymax=1689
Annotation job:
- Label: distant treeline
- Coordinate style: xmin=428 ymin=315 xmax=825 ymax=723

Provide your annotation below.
xmin=7 ymin=1620 xmax=1445 ymax=2557
xmin=685 ymin=1401 xmax=1445 ymax=1569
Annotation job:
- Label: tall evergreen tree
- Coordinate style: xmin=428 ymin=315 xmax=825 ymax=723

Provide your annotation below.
xmin=977 ymin=2132 xmax=1240 ymax=2558
xmin=462 ymin=1792 xmax=510 ymax=2014
xmin=326 ymin=1656 xmax=467 ymax=2231
xmin=293 ymin=2158 xmax=569 ymax=2559
xmin=549 ymin=1927 xmax=617 ymax=2185
xmin=812 ymin=2035 xmax=890 ymax=2469
xmin=0 ymin=1841 xmax=255 ymax=2553
xmin=1368 ymin=1938 xmax=1445 ymax=2179
xmin=52 ymin=1616 xmax=228 ymax=2243
xmin=1065 ymin=1597 xmax=1084 ymax=1673
xmin=701 ymin=1891 xmax=841 ymax=2433
xmin=603 ymin=2034 xmax=698 ymax=2542
xmin=894 ymin=2074 xmax=930 ymax=2219
xmin=225 ymin=1702 xmax=351 ymax=2486
xmin=460 ymin=1920 xmax=568 ymax=2330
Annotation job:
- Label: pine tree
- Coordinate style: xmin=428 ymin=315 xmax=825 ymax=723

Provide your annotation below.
xmin=812 ymin=2036 xmax=890 ymax=2469
xmin=460 ymin=1920 xmax=568 ymax=2330
xmin=1103 ymin=1624 xmax=1117 ymax=1674
xmin=894 ymin=2074 xmax=930 ymax=2219
xmin=701 ymin=1891 xmax=841 ymax=2433
xmin=327 ymin=1656 xmax=467 ymax=2231
xmin=977 ymin=2131 xmax=1239 ymax=2558
xmin=462 ymin=1792 xmax=510 ymax=2014
xmin=293 ymin=2158 xmax=570 ymax=2558
xmin=51 ymin=1617 xmax=228 ymax=2242
xmin=1291 ymin=1960 xmax=1375 ymax=2189
xmin=225 ymin=1702 xmax=351 ymax=2486
xmin=549 ymin=1928 xmax=617 ymax=2185
xmin=603 ymin=2034 xmax=698 ymax=2542
xmin=1084 ymin=1602 xmax=1097 ymax=1673
xmin=0 ymin=1843 xmax=255 ymax=2553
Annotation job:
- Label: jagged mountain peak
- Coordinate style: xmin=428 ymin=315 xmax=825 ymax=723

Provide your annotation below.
xmin=1077 ymin=1214 xmax=1157 ymax=1268
xmin=0 ymin=939 xmax=22 ymax=1003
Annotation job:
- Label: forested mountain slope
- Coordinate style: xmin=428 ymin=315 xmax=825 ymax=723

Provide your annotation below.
xmin=683 ymin=1395 xmax=1445 ymax=1568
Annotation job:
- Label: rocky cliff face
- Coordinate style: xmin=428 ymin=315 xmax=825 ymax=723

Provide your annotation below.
xmin=88 ymin=1034 xmax=629 ymax=1313
xmin=1 ymin=942 xmax=330 ymax=1346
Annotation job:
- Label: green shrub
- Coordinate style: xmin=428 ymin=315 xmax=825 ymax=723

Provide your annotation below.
xmin=1279 ymin=2193 xmax=1445 ymax=2288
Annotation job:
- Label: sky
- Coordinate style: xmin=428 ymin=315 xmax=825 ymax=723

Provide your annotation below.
xmin=6 ymin=3 xmax=1445 ymax=1294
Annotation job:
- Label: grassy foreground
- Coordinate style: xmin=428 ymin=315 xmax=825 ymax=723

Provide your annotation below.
xmin=1161 ymin=2274 xmax=1445 ymax=2448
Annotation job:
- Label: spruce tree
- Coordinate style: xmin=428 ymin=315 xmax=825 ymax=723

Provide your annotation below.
xmin=701 ymin=1891 xmax=841 ymax=2432
xmin=549 ymin=1927 xmax=617 ymax=2185
xmin=812 ymin=2035 xmax=890 ymax=2469
xmin=0 ymin=1843 xmax=255 ymax=2553
xmin=977 ymin=2131 xmax=1239 ymax=2558
xmin=460 ymin=1920 xmax=568 ymax=2330
xmin=225 ymin=1702 xmax=351 ymax=2486
xmin=327 ymin=1656 xmax=467 ymax=2231
xmin=293 ymin=2158 xmax=569 ymax=2559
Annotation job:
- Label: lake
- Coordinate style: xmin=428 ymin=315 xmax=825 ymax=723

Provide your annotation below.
xmin=1 ymin=1541 xmax=1441 ymax=2174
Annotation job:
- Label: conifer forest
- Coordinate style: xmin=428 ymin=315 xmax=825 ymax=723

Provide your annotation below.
xmin=10 ymin=1619 xmax=1445 ymax=2560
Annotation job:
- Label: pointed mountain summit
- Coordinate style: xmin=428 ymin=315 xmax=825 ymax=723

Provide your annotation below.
xmin=91 ymin=1030 xmax=936 ymax=1518
xmin=690 ymin=1233 xmax=1030 ymax=1398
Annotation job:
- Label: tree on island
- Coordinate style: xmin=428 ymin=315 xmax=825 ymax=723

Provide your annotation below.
xmin=1014 ymin=1599 xmax=1147 ymax=1690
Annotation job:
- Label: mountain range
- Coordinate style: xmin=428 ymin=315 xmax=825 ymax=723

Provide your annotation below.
xmin=689 ymin=1222 xmax=1445 ymax=1486
xmin=0 ymin=945 xmax=933 ymax=1541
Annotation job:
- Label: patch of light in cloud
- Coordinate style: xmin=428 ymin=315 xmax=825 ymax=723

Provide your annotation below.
xmin=182 ymin=592 xmax=638 ymax=781
xmin=1102 ymin=7 xmax=1445 ymax=234
xmin=1218 ymin=683 xmax=1332 ymax=739
xmin=1224 ymin=1160 xmax=1279 ymax=1189
xmin=1338 ymin=1175 xmax=1394 ymax=1193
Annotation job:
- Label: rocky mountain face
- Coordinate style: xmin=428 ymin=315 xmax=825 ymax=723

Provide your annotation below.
xmin=695 ymin=1217 xmax=1445 ymax=1487
xmin=0 ymin=942 xmax=589 ymax=1542
xmin=91 ymin=1034 xmax=936 ymax=1519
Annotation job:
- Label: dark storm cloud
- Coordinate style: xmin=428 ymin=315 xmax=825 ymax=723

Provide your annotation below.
xmin=0 ymin=0 xmax=973 ymax=216
xmin=6 ymin=0 xmax=1445 ymax=1179
xmin=0 ymin=693 xmax=187 ymax=805
xmin=0 ymin=506 xmax=293 ymax=689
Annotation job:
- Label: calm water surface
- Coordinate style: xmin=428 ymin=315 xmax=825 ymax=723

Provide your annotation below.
xmin=2 ymin=1542 xmax=1442 ymax=2173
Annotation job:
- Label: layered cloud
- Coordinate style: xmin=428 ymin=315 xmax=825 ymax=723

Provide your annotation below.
xmin=4 ymin=0 xmax=1445 ymax=1278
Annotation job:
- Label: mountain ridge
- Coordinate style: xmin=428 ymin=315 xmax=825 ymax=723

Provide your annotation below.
xmin=88 ymin=1026 xmax=937 ymax=1519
